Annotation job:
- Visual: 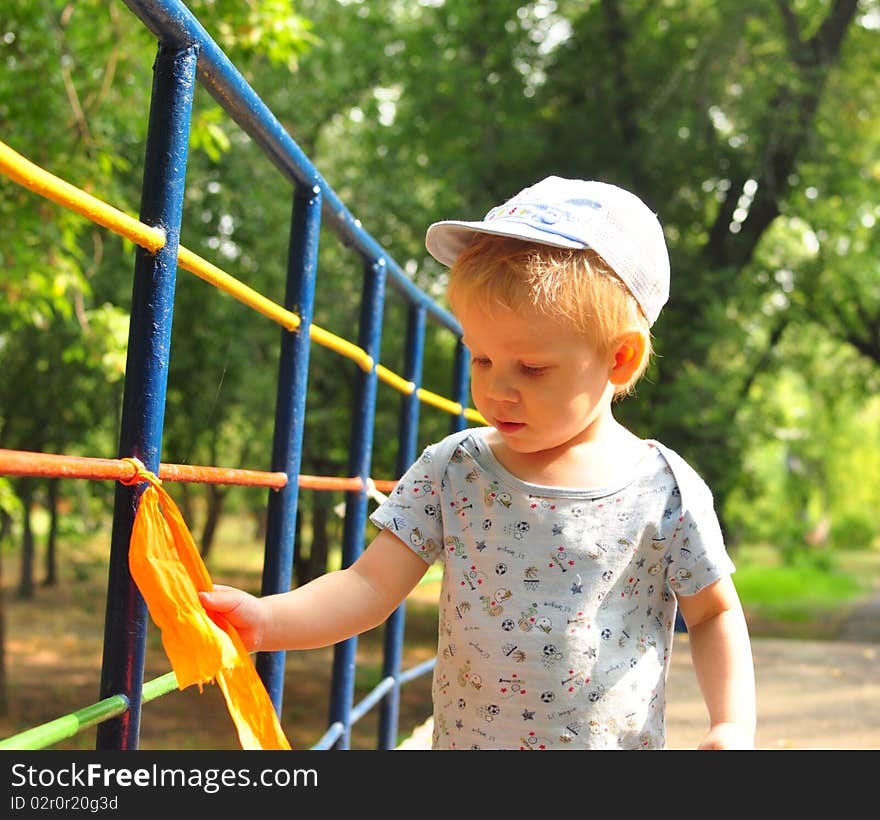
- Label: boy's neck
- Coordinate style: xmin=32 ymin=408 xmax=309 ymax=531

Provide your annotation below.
xmin=485 ymin=413 xmax=645 ymax=489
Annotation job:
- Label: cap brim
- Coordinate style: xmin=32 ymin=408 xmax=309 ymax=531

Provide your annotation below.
xmin=425 ymin=219 xmax=587 ymax=267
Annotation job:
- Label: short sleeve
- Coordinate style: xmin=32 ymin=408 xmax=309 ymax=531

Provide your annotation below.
xmin=370 ymin=444 xmax=446 ymax=565
xmin=657 ymin=446 xmax=735 ymax=597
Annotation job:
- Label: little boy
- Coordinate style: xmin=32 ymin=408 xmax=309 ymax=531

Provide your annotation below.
xmin=201 ymin=177 xmax=756 ymax=750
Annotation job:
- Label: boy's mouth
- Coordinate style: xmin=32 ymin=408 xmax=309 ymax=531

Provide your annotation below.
xmin=495 ymin=420 xmax=525 ymax=434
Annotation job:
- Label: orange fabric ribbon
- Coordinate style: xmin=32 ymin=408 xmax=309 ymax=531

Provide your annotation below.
xmin=123 ymin=458 xmax=291 ymax=750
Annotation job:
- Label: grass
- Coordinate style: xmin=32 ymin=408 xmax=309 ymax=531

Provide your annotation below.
xmin=731 ymin=544 xmax=880 ymax=637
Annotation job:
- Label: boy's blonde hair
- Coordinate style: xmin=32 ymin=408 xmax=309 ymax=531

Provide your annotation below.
xmin=447 ymin=235 xmax=652 ymax=397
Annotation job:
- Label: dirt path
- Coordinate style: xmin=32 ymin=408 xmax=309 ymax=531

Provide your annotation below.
xmin=668 ymin=634 xmax=878 ymax=749
xmin=837 ymin=591 xmax=880 ymax=643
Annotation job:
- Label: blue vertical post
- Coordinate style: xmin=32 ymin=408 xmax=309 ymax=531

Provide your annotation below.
xmin=451 ymin=337 xmax=470 ymax=434
xmin=328 ymin=258 xmax=387 ymax=749
xmin=257 ymin=184 xmax=322 ymax=713
xmin=377 ymin=303 xmax=426 ymax=749
xmin=96 ymin=41 xmax=197 ymax=751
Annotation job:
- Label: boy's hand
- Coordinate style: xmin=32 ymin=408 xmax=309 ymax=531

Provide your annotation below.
xmin=199 ymin=585 xmax=267 ymax=652
xmin=698 ymin=722 xmax=755 ymax=750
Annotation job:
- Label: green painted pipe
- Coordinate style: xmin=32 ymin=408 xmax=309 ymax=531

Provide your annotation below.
xmin=0 ymin=671 xmax=178 ymax=750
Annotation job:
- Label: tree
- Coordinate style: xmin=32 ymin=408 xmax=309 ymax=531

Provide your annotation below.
xmin=322 ymin=0 xmax=878 ymax=532
xmin=2 ymin=0 xmax=878 ymax=719
xmin=0 ymin=0 xmax=315 ymax=707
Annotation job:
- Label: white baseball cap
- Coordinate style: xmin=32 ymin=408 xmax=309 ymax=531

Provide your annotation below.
xmin=425 ymin=176 xmax=670 ymax=326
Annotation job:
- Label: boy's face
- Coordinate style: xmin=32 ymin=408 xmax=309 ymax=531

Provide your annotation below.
xmin=456 ymin=296 xmax=615 ymax=458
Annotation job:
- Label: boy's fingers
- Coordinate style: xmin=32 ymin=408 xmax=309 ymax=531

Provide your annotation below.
xmin=198 ymin=585 xmax=244 ymax=612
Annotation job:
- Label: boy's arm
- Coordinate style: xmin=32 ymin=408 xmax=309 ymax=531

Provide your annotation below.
xmin=676 ymin=575 xmax=756 ymax=750
xmin=200 ymin=529 xmax=429 ymax=652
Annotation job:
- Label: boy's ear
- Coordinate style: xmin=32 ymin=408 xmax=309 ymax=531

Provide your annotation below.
xmin=609 ymin=331 xmax=647 ymax=385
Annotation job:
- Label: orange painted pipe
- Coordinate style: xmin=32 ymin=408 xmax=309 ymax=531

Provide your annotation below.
xmin=297 ymin=475 xmax=399 ymax=493
xmin=0 ymin=449 xmax=398 ymax=493
xmin=0 ymin=449 xmax=138 ymax=483
xmin=158 ymin=462 xmax=287 ymax=489
xmin=0 ymin=449 xmax=286 ymax=488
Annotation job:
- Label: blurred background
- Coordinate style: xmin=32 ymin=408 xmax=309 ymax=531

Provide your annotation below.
xmin=1 ymin=0 xmax=878 ymax=746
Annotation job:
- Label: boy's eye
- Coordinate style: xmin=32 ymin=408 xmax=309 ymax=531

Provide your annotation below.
xmin=470 ymin=358 xmax=546 ymax=376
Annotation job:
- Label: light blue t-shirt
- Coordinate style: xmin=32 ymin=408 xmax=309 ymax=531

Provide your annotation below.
xmin=370 ymin=428 xmax=734 ymax=750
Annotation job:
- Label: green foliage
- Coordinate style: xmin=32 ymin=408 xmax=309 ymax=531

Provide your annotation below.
xmin=0 ymin=478 xmax=22 ymax=522
xmin=2 ymin=0 xmax=879 ymax=584
xmin=830 ymin=513 xmax=877 ymax=552
xmin=725 ymin=327 xmax=880 ymax=560
xmin=203 ymin=0 xmax=317 ymax=71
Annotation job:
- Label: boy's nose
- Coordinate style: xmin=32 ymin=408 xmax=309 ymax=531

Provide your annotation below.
xmin=485 ymin=374 xmax=518 ymax=403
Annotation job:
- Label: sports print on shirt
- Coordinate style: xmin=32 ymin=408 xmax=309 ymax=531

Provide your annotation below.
xmin=370 ymin=428 xmax=734 ymax=750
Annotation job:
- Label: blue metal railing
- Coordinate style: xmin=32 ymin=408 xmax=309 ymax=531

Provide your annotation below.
xmin=97 ymin=38 xmax=199 ymax=751
xmin=257 ymin=183 xmax=322 ymax=717
xmin=90 ymin=0 xmax=469 ymax=750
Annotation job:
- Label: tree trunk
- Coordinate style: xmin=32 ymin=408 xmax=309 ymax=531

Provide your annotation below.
xmin=0 ymin=512 xmax=9 ymax=716
xmin=17 ymin=480 xmax=35 ymax=600
xmin=290 ymin=497 xmax=304 ymax=586
xmin=293 ymin=493 xmax=331 ymax=586
xmin=43 ymin=479 xmax=59 ymax=586
xmin=307 ymin=491 xmax=331 ymax=584
xmin=292 ymin=494 xmax=309 ymax=586
xmin=199 ymin=483 xmax=227 ymax=559
xmin=178 ymin=482 xmax=196 ymax=534
xmin=253 ymin=504 xmax=267 ymax=542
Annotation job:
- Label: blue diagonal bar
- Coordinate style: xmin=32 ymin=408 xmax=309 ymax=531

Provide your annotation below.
xmin=121 ymin=0 xmax=460 ymax=335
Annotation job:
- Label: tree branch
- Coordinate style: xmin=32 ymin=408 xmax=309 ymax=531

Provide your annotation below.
xmin=83 ymin=3 xmax=122 ymax=115
xmin=738 ymin=312 xmax=790 ymax=400
xmin=775 ymin=0 xmax=804 ymax=61
xmin=801 ymin=291 xmax=880 ymax=368
xmin=600 ymin=0 xmax=639 ymax=147
xmin=46 ymin=1 xmax=95 ymax=152
xmin=705 ymin=0 xmax=860 ymax=275
xmin=809 ymin=0 xmax=861 ymax=63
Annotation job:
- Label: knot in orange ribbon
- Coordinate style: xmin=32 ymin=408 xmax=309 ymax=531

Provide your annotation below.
xmin=119 ymin=456 xmax=159 ymax=488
